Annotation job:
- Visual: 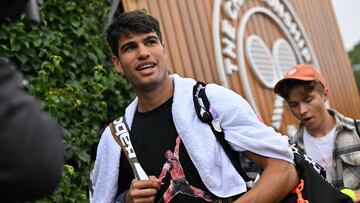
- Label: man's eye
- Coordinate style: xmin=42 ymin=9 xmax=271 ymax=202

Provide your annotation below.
xmin=304 ymin=97 xmax=313 ymax=103
xmin=288 ymin=103 xmax=298 ymax=108
xmin=146 ymin=40 xmax=157 ymax=45
xmin=123 ymin=45 xmax=135 ymax=52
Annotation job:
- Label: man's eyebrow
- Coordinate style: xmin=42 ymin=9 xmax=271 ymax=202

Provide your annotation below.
xmin=144 ymin=35 xmax=159 ymax=41
xmin=119 ymin=41 xmax=136 ymax=52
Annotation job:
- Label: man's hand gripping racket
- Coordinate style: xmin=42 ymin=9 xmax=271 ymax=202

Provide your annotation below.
xmin=109 ymin=117 xmax=149 ymax=180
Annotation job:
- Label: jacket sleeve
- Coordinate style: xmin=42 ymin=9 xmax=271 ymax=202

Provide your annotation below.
xmin=0 ymin=57 xmax=64 ymax=202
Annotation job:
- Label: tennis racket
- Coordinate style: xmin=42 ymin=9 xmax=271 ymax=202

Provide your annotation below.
xmin=109 ymin=117 xmax=149 ymax=180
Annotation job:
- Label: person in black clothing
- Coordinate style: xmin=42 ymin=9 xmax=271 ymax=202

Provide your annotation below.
xmin=91 ymin=11 xmax=298 ymax=203
xmin=0 ymin=0 xmax=64 ymax=202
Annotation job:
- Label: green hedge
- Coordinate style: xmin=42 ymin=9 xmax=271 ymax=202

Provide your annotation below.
xmin=349 ymin=42 xmax=360 ymax=92
xmin=0 ymin=0 xmax=134 ymax=202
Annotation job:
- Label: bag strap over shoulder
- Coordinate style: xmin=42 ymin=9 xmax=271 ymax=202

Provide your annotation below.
xmin=354 ymin=119 xmax=360 ymax=137
xmin=193 ymin=81 xmax=255 ymax=188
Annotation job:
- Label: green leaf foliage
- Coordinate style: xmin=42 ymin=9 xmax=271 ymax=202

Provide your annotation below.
xmin=348 ymin=41 xmax=360 ymax=92
xmin=0 ymin=0 xmax=134 ymax=202
xmin=349 ymin=41 xmax=360 ymax=65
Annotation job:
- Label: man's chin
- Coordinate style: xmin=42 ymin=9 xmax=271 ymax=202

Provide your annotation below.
xmin=134 ymin=71 xmax=168 ymax=91
xmin=137 ymin=79 xmax=163 ymax=91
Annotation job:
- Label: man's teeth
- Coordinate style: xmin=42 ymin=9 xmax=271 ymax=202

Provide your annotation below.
xmin=140 ymin=64 xmax=154 ymax=69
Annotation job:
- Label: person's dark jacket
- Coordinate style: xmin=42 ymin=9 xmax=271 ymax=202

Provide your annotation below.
xmin=0 ymin=57 xmax=64 ymax=202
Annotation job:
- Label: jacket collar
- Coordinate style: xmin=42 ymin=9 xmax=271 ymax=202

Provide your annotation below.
xmin=292 ymin=108 xmax=355 ymax=150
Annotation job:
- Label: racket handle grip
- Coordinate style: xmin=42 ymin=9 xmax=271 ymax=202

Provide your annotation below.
xmin=132 ymin=163 xmax=149 ymax=180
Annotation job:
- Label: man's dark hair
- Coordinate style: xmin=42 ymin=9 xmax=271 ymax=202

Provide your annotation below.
xmin=278 ymin=80 xmax=325 ymax=100
xmin=106 ymin=11 xmax=163 ymax=57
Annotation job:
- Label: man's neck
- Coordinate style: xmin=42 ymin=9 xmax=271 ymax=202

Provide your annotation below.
xmin=136 ymin=76 xmax=174 ymax=112
xmin=306 ymin=111 xmax=336 ymax=138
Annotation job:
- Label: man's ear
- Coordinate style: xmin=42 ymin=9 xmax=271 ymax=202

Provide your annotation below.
xmin=111 ymin=55 xmax=122 ymax=73
xmin=323 ymin=87 xmax=329 ymax=101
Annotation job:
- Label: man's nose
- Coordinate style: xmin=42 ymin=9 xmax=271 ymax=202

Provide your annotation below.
xmin=137 ymin=44 xmax=150 ymax=59
xmin=299 ymin=103 xmax=308 ymax=115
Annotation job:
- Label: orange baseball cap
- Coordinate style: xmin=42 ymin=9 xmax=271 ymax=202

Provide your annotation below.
xmin=274 ymin=64 xmax=327 ymax=94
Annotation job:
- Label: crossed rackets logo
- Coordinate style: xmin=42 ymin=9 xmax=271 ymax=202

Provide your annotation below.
xmin=213 ymin=0 xmax=320 ymax=131
xmin=246 ymin=35 xmax=297 ymax=129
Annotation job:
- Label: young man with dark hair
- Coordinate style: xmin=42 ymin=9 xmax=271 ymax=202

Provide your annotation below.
xmin=91 ymin=11 xmax=298 ymax=203
xmin=274 ymin=64 xmax=360 ymax=200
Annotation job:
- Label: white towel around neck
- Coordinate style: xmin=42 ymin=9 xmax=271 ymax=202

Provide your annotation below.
xmin=91 ymin=74 xmax=293 ymax=202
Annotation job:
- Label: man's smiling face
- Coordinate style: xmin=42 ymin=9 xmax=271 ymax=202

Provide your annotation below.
xmin=112 ymin=32 xmax=168 ymax=91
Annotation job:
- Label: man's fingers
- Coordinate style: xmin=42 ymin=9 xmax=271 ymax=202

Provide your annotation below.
xmin=128 ymin=196 xmax=156 ymax=203
xmin=128 ymin=187 xmax=158 ymax=198
xmin=127 ymin=178 xmax=161 ymax=202
xmin=148 ymin=175 xmax=159 ymax=181
xmin=131 ymin=178 xmax=160 ymax=190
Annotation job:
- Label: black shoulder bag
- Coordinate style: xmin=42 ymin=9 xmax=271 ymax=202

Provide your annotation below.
xmin=193 ymin=81 xmax=353 ymax=203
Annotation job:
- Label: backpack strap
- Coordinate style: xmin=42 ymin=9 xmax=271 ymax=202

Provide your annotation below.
xmin=354 ymin=119 xmax=360 ymax=137
xmin=193 ymin=81 xmax=255 ymax=188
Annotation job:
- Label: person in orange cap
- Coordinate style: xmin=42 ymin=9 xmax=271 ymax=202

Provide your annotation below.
xmin=274 ymin=64 xmax=360 ymax=201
